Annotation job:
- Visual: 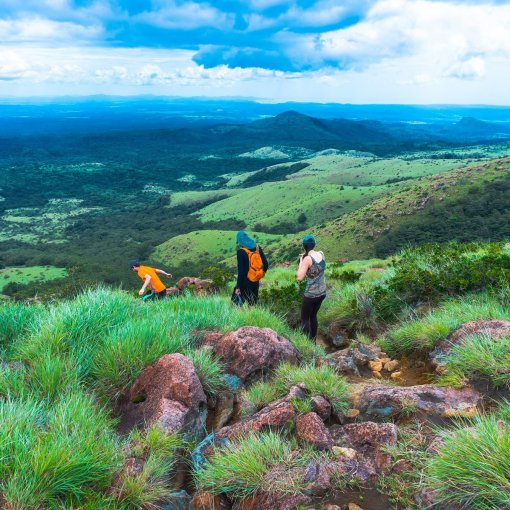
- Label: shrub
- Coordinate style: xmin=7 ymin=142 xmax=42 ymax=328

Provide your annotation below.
xmin=424 ymin=414 xmax=510 ymax=509
xmin=0 ymin=302 xmax=40 ymax=354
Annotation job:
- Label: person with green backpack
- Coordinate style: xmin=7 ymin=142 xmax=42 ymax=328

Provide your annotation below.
xmin=233 ymin=230 xmax=269 ymax=305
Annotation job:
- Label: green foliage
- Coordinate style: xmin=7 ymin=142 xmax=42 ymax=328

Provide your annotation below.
xmin=245 ymin=363 xmax=349 ymax=413
xmin=383 ymin=242 xmax=510 ymax=305
xmin=259 ymin=280 xmax=305 ymax=326
xmin=113 ymin=426 xmax=182 ymax=509
xmin=194 ymin=431 xmax=309 ymax=498
xmin=424 ymin=414 xmax=510 ymax=509
xmin=0 ymin=393 xmax=122 ymax=509
xmin=0 ymin=302 xmax=40 ymax=353
xmin=438 ymin=333 xmax=510 ymax=388
xmin=186 ymin=346 xmax=227 ymax=396
xmin=380 ymin=291 xmax=510 ymax=356
xmin=201 ymin=265 xmax=235 ymax=292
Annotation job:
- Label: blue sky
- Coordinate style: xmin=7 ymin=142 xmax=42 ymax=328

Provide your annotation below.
xmin=1 ymin=0 xmax=510 ymax=103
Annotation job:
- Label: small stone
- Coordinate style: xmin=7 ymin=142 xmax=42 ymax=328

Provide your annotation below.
xmin=372 ymin=371 xmax=382 ymax=379
xmin=379 ymin=352 xmax=388 ymax=358
xmin=379 ymin=357 xmax=391 ymax=365
xmin=311 ymin=396 xmax=332 ymax=421
xmin=326 ymin=506 xmax=342 ymax=510
xmin=368 ymin=360 xmax=383 ymax=372
xmin=345 ymin=409 xmax=360 ymax=418
xmin=296 ymin=412 xmax=334 ymax=450
xmin=384 ymin=360 xmax=400 ymax=372
xmin=348 ymin=503 xmax=364 ymax=510
xmin=390 ymin=371 xmax=402 ymax=380
xmin=442 ymin=407 xmax=478 ymax=419
xmin=332 ymin=446 xmax=357 ymax=459
xmin=392 ymin=458 xmax=412 ymax=474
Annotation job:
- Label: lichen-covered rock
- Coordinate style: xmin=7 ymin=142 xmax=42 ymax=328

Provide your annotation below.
xmin=161 ymin=490 xmax=192 ymax=510
xmin=311 ymin=395 xmax=332 ymax=420
xmin=203 ymin=326 xmax=299 ymax=383
xmin=357 ymin=383 xmax=481 ymax=421
xmin=331 ymin=421 xmax=398 ymax=471
xmin=296 ymin=412 xmax=334 ymax=450
xmin=328 ymin=323 xmax=350 ymax=348
xmin=320 ymin=352 xmax=360 ymax=377
xmin=431 ymin=320 xmax=510 ymax=371
xmin=128 ymin=353 xmax=207 ymax=437
xmin=176 ymin=276 xmax=212 ymax=294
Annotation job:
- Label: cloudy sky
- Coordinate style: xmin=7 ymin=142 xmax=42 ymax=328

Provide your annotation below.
xmin=1 ymin=0 xmax=510 ymax=103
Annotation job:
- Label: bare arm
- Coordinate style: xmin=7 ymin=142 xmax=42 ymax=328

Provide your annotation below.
xmin=297 ymin=255 xmax=312 ymax=281
xmin=139 ymin=274 xmax=152 ymax=296
xmin=155 ymin=268 xmax=172 ymax=278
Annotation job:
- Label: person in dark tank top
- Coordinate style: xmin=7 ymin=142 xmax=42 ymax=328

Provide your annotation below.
xmin=296 ymin=234 xmax=327 ymax=340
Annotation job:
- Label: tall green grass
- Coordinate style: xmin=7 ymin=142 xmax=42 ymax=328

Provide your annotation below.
xmin=0 ymin=302 xmax=41 ymax=354
xmin=438 ymin=333 xmax=510 ymax=388
xmin=424 ymin=413 xmax=510 ymax=509
xmin=380 ymin=292 xmax=510 ymax=356
xmin=245 ymin=362 xmax=349 ymax=413
xmin=0 ymin=393 xmax=122 ymax=509
xmin=194 ymin=431 xmax=310 ymax=498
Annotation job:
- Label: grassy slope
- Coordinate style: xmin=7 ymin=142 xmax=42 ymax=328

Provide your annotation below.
xmin=0 ymin=266 xmax=68 ymax=292
xmin=193 ymin=154 xmax=471 ymax=230
xmin=270 ymin=157 xmax=510 ymax=262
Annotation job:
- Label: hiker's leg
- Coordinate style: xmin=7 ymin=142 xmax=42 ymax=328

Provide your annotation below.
xmin=301 ymin=296 xmax=313 ymax=338
xmin=243 ymin=282 xmax=259 ymax=306
xmin=309 ymin=295 xmax=326 ymax=339
xmin=156 ymin=290 xmax=167 ymax=299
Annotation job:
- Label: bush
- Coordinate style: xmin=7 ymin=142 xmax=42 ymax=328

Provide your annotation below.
xmin=385 ymin=242 xmax=510 ymax=305
xmin=424 ymin=413 xmax=510 ymax=509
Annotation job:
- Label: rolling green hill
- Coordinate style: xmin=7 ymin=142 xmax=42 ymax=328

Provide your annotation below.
xmin=192 ymin=153 xmax=473 ymax=233
xmin=271 ymin=157 xmax=510 ymax=262
xmin=154 ymin=230 xmax=283 ymax=273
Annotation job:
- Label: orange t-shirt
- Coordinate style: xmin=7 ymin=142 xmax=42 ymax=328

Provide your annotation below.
xmin=137 ymin=265 xmax=166 ymax=293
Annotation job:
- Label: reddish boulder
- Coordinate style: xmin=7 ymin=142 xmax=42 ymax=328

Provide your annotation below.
xmin=129 ymin=353 xmax=207 ymax=437
xmin=311 ymin=395 xmax=332 ymax=420
xmin=331 ymin=422 xmax=397 ymax=471
xmin=431 ymin=320 xmax=510 ymax=370
xmin=203 ymin=327 xmax=299 ymax=383
xmin=216 ymin=400 xmax=295 ymax=441
xmin=191 ymin=492 xmax=230 ymax=510
xmin=296 ymin=412 xmax=334 ymax=450
xmin=357 ymin=383 xmax=481 ymax=421
xmin=176 ymin=276 xmax=212 ymax=294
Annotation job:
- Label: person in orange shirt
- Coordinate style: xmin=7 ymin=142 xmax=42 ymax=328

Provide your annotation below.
xmin=129 ymin=260 xmax=172 ymax=300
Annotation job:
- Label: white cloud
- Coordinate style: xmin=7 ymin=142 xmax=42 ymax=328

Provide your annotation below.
xmin=135 ymin=2 xmax=233 ymax=30
xmin=0 ymin=17 xmax=103 ymax=43
xmin=446 ymin=56 xmax=486 ymax=80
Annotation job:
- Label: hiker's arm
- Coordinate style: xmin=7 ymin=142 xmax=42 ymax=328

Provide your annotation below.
xmin=260 ymin=247 xmax=269 ymax=272
xmin=139 ymin=274 xmax=151 ymax=295
xmin=296 ymin=255 xmax=311 ymax=281
xmin=155 ymin=268 xmax=172 ymax=278
xmin=235 ymin=250 xmax=247 ymax=290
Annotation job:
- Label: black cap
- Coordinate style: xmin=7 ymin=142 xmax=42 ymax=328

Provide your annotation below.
xmin=129 ymin=259 xmax=140 ymax=268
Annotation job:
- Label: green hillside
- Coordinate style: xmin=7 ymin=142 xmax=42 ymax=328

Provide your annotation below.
xmin=271 ymin=157 xmax=510 ymax=262
xmin=194 ymin=153 xmax=471 ymax=232
xmin=154 ymin=230 xmax=283 ymax=272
